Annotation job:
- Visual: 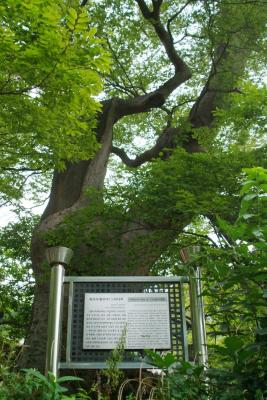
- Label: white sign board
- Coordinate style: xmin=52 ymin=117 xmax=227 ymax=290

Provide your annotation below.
xmin=83 ymin=293 xmax=171 ymax=350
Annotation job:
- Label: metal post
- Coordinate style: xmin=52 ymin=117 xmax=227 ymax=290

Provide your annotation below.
xmin=45 ymin=246 xmax=73 ymax=378
xmin=180 ymin=246 xmax=208 ymax=366
xmin=189 ymin=266 xmax=208 ymax=365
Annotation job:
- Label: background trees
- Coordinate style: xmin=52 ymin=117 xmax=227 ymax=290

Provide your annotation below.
xmin=0 ymin=0 xmax=266 ymax=393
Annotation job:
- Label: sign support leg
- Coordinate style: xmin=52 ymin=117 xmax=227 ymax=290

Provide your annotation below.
xmin=180 ymin=246 xmax=208 ymax=366
xmin=189 ymin=266 xmax=208 ymax=365
xmin=45 ymin=247 xmax=73 ymax=378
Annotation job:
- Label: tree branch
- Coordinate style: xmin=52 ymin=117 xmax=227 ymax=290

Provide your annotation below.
xmin=137 ymin=0 xmax=188 ymax=70
xmin=115 ymin=0 xmax=191 ymax=119
xmin=189 ymin=42 xmax=233 ymax=127
xmin=111 ymin=127 xmax=177 ymax=167
xmin=111 ymin=124 xmax=204 ymax=167
xmin=106 ymin=37 xmax=141 ymax=97
xmin=189 ymin=1 xmax=258 ymax=130
xmin=167 ymin=1 xmax=193 ymax=43
xmin=182 ymin=231 xmax=218 ymax=247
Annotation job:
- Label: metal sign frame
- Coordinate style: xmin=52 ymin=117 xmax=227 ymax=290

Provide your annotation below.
xmin=44 ymin=246 xmax=208 ymax=378
xmin=60 ymin=276 xmax=189 ymax=371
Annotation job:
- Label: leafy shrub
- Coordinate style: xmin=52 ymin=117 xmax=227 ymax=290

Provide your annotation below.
xmin=144 ymin=350 xmax=208 ymax=400
xmin=0 ymin=368 xmax=83 ymax=400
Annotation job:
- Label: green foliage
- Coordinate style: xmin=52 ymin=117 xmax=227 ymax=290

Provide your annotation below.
xmin=200 ymin=167 xmax=267 ymax=398
xmin=139 ymin=167 xmax=267 ymax=400
xmin=0 ymin=367 xmax=83 ymax=400
xmin=145 ymin=351 xmax=208 ymax=400
xmin=44 ymin=147 xmax=266 ymax=275
xmin=207 ymin=334 xmax=267 ymax=399
xmin=145 ymin=335 xmax=266 ymax=400
xmin=0 ymin=335 xmax=21 ymax=372
xmin=84 ymin=328 xmax=127 ymax=399
xmin=0 ymin=339 xmax=90 ymax=399
xmin=239 ymin=167 xmax=267 ymax=243
xmin=0 ymin=0 xmax=110 ymax=202
xmin=101 ymin=328 xmax=125 ymax=391
xmin=0 ymin=216 xmax=37 ymax=340
xmin=214 ymin=82 xmax=267 ymax=148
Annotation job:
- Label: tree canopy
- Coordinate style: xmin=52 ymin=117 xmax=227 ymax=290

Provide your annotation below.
xmin=0 ymin=0 xmax=109 ymax=203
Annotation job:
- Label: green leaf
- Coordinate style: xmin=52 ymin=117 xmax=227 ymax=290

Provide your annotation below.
xmin=57 ymin=376 xmax=84 ymax=383
xmin=243 ymin=193 xmax=258 ymax=201
xmin=241 ymin=213 xmax=255 ymax=220
xmin=224 ymin=336 xmax=244 ymax=352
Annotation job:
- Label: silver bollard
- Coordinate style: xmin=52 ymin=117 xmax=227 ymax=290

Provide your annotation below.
xmin=45 ymin=246 xmax=73 ymax=378
xmin=180 ymin=246 xmax=208 ymax=366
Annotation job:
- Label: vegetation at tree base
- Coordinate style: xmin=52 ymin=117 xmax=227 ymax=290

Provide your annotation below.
xmin=0 ymin=363 xmax=84 ymax=400
xmin=0 ymin=0 xmax=267 ymax=398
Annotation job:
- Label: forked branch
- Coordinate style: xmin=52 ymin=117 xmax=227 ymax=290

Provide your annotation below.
xmin=111 ymin=127 xmax=179 ymax=167
xmin=111 ymin=125 xmax=204 ymax=167
xmin=110 ymin=1 xmax=257 ymax=170
xmin=115 ymin=0 xmax=191 ymax=119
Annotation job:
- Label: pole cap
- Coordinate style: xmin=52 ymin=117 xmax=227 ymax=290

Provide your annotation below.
xmin=180 ymin=245 xmax=200 ymax=263
xmin=45 ymin=246 xmax=73 ymax=266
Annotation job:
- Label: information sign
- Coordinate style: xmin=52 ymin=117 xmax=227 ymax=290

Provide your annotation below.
xmin=83 ymin=293 xmax=171 ymax=350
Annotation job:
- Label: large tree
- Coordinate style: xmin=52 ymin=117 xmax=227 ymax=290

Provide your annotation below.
xmin=16 ymin=0 xmax=267 ymax=370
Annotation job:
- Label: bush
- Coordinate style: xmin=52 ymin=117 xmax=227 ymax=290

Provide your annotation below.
xmin=0 ymin=368 xmax=84 ymax=400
